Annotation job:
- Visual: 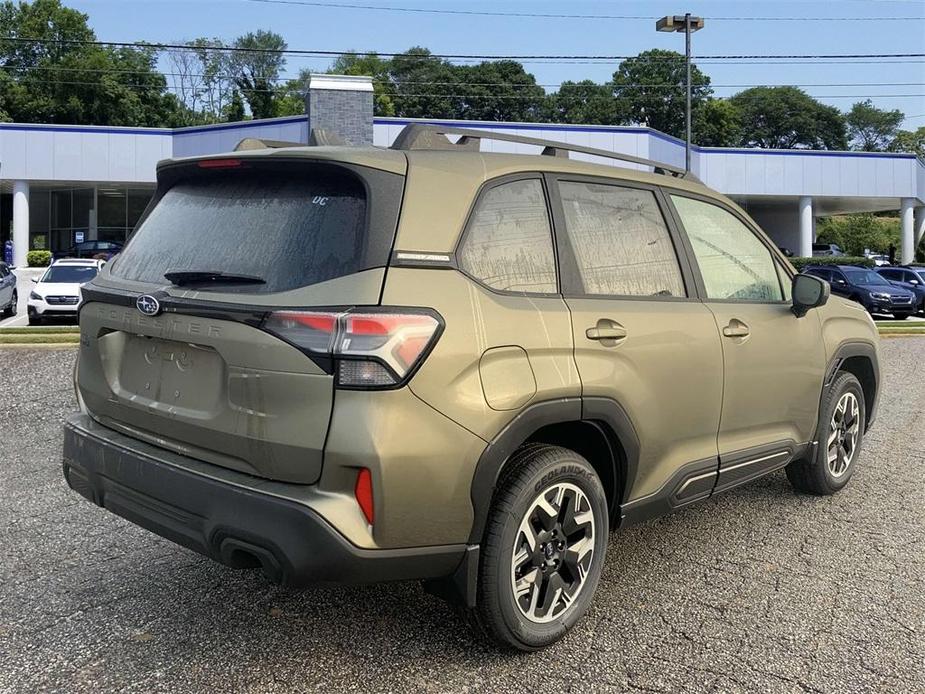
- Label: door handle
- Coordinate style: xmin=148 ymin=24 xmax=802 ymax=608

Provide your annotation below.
xmin=722 ymin=319 xmax=750 ymax=338
xmin=586 ymin=320 xmax=627 ymax=342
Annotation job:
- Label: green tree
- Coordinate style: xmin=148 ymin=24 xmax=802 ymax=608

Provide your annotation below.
xmin=224 ymin=89 xmax=246 ymax=122
xmin=693 ymin=99 xmax=741 ymax=147
xmin=889 ymin=126 xmax=925 ymax=158
xmin=329 ymin=52 xmax=395 ymax=116
xmin=542 ymin=80 xmax=621 ymax=125
xmin=230 ymin=30 xmax=286 ymax=120
xmin=731 ymin=86 xmax=847 ymax=150
xmin=388 ymin=47 xmax=461 ymax=119
xmin=0 ymin=0 xmax=184 ymax=126
xmin=611 ymin=49 xmax=712 ymax=138
xmin=454 ymin=60 xmax=545 ymax=122
xmin=816 ymin=214 xmax=900 ymax=256
xmin=846 ymin=99 xmax=904 ymax=151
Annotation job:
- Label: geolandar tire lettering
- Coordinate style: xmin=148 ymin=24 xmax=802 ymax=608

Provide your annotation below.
xmin=473 ymin=443 xmax=609 ymax=651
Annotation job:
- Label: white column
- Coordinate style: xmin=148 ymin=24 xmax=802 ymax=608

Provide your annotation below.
xmin=914 ymin=206 xmax=925 ymax=250
xmin=798 ymin=196 xmax=813 ymax=258
xmin=12 ymin=180 xmax=29 ymax=268
xmin=900 ymin=198 xmax=915 ymax=265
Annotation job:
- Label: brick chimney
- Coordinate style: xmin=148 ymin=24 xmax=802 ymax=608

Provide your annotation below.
xmin=305 ymin=74 xmax=374 ymax=146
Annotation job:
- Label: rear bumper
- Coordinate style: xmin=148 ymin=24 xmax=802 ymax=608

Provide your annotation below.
xmin=62 ymin=413 xmax=466 ymax=587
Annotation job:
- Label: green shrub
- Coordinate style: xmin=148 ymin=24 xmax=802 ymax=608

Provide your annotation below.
xmin=26 ymin=250 xmax=52 ymax=267
xmin=790 ymin=256 xmax=874 ymax=271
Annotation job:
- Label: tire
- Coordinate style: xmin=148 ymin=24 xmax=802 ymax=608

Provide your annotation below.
xmin=892 ymin=312 xmax=911 ymax=320
xmin=4 ymin=291 xmax=17 ymax=317
xmin=27 ymin=313 xmax=42 ymax=326
xmin=472 ymin=444 xmax=609 ymax=651
xmin=786 ymin=371 xmax=865 ymax=495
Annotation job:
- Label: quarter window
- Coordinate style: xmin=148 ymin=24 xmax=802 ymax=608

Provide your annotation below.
xmin=558 ymin=182 xmax=685 ymax=297
xmin=671 ymin=196 xmax=783 ymax=302
xmin=458 ymin=179 xmax=557 ymax=294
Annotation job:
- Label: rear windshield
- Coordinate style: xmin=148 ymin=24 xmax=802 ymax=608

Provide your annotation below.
xmin=110 ymin=166 xmax=395 ymax=293
xmin=42 ymin=265 xmax=99 ymax=283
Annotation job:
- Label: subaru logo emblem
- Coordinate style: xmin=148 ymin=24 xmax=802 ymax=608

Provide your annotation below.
xmin=136 ymin=294 xmax=161 ymax=316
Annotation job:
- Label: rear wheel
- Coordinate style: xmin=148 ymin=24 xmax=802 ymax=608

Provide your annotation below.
xmin=472 ymin=444 xmax=608 ymax=651
xmin=786 ymin=372 xmax=865 ymax=495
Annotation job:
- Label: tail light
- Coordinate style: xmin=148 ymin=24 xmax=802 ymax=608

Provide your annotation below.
xmin=263 ymin=309 xmax=442 ymax=388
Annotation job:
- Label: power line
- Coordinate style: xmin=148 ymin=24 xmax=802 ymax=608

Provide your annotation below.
xmin=3 ymin=64 xmax=922 ymax=90
xmin=238 ymin=0 xmax=925 ymax=21
xmin=3 ymin=37 xmax=924 ymax=61
xmin=10 ymin=76 xmax=924 ymax=100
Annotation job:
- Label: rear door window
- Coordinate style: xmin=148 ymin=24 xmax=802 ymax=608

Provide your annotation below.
xmin=110 ymin=166 xmax=396 ymax=293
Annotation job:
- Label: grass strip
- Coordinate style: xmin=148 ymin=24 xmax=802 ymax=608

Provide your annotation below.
xmin=0 ymin=334 xmax=80 ymax=344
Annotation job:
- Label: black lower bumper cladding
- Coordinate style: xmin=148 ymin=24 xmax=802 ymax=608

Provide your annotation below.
xmin=62 ymin=414 xmax=464 ymax=587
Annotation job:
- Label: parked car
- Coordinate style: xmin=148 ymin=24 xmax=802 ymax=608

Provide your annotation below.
xmin=803 ymin=264 xmax=917 ymax=319
xmin=876 ymin=266 xmax=925 ymax=313
xmin=812 ymin=243 xmax=846 ymax=257
xmin=27 ymin=258 xmax=105 ymax=325
xmin=867 ymin=254 xmax=891 ymax=267
xmin=57 ymin=240 xmax=123 ymax=261
xmin=0 ymin=261 xmax=16 ymax=318
xmin=62 ymin=126 xmax=880 ymax=651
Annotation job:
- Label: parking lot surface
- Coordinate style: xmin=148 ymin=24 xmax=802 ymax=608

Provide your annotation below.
xmin=1 ymin=340 xmax=923 ymax=693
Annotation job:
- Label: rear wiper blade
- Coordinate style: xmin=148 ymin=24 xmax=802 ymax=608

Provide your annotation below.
xmin=164 ymin=270 xmax=266 ymax=286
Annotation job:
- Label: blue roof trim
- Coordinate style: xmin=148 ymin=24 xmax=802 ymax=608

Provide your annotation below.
xmin=0 ymin=123 xmax=171 ymax=136
xmin=173 ymin=116 xmax=306 ymax=135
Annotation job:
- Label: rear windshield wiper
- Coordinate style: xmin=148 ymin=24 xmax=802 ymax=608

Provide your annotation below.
xmin=164 ymin=270 xmax=266 ymax=286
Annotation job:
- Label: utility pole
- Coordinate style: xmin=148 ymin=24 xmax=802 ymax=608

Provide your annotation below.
xmin=656 ymin=14 xmax=705 ymax=174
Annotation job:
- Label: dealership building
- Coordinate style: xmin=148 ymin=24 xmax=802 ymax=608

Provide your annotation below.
xmin=2 ymin=74 xmax=924 ymax=268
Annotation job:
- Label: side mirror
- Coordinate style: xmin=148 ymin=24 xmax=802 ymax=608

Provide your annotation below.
xmin=31 ymin=277 xmax=38 ymax=283
xmin=792 ymin=274 xmax=830 ymax=318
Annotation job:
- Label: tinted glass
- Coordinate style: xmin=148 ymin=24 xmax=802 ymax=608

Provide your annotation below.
xmin=844 ymin=269 xmax=889 ymax=285
xmin=559 ymin=182 xmax=685 ymax=297
xmin=41 ymin=265 xmax=99 ymax=284
xmin=805 ymin=268 xmax=831 ymax=281
xmin=672 ymin=196 xmax=783 ymax=302
xmin=111 ymin=169 xmax=374 ymax=293
xmin=458 ymin=179 xmax=556 ymax=293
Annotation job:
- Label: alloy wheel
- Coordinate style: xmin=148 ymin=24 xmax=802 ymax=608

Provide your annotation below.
xmin=827 ymin=392 xmax=860 ymax=478
xmin=510 ymin=482 xmax=596 ymax=624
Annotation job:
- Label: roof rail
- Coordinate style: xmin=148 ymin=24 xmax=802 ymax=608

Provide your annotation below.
xmin=390 ymin=124 xmax=690 ymax=178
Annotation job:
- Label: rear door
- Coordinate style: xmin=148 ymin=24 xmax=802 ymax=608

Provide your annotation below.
xmin=78 ymin=158 xmax=404 ymax=484
xmin=666 ymin=193 xmax=825 ymax=489
xmin=548 ymin=176 xmax=724 ymax=508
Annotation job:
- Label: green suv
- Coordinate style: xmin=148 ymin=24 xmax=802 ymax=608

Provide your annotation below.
xmin=63 ymin=125 xmax=880 ymax=650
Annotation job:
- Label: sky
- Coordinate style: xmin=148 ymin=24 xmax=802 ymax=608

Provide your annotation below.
xmin=65 ymin=0 xmax=925 ymax=128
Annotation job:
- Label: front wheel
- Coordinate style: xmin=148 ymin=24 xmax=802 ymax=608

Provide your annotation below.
xmin=472 ymin=444 xmax=609 ymax=651
xmin=786 ymin=371 xmax=865 ymax=495
xmin=892 ymin=312 xmax=911 ymax=320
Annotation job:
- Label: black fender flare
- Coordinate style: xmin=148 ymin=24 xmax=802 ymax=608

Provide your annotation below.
xmin=466 ymin=396 xmax=641 ymax=545
xmin=813 ymin=340 xmax=880 ymax=450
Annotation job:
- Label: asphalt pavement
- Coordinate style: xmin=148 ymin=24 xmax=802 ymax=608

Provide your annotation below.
xmin=0 ymin=340 xmax=923 ymax=693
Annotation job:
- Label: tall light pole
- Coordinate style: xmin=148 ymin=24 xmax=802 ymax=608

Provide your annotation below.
xmin=656 ymin=13 xmax=704 ymax=174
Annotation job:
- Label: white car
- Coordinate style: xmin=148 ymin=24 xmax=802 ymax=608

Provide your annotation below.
xmin=28 ymin=258 xmax=105 ymax=325
xmin=867 ymin=254 xmax=891 ymax=267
